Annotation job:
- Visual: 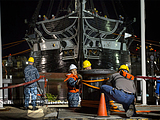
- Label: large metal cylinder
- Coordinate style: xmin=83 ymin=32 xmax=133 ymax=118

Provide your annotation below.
xmin=80 ymin=69 xmax=115 ymax=108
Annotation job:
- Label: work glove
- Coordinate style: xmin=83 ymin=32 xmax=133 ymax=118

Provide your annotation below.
xmin=78 ymin=74 xmax=83 ymax=80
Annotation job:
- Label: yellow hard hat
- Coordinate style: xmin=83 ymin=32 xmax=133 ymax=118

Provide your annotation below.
xmin=28 ymin=57 xmax=34 ymax=63
xmin=118 ymin=65 xmax=129 ymax=72
xmin=83 ymin=60 xmax=91 ymax=68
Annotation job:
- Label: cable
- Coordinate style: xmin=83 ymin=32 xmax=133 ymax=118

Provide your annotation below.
xmin=111 ymin=0 xmax=118 ymax=19
xmin=46 ymin=0 xmax=54 ymax=19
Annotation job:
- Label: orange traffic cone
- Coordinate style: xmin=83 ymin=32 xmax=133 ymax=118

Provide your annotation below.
xmin=97 ymin=93 xmax=108 ymax=116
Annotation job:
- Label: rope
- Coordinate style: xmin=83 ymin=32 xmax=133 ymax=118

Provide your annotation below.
xmin=0 ymin=76 xmax=45 ymax=89
xmin=2 ymin=40 xmax=30 ymax=59
xmin=112 ymin=32 xmax=160 ymax=48
xmin=82 ymin=78 xmax=109 ymax=83
xmin=81 ymin=77 xmax=160 ymax=112
xmin=46 ymin=0 xmax=54 ymax=19
xmin=111 ymin=0 xmax=118 ymax=19
xmin=2 ymin=40 xmax=26 ymax=46
xmin=81 ymin=78 xmax=109 ymax=90
xmin=2 ymin=49 xmax=31 ymax=59
xmin=3 ymin=42 xmax=21 ymax=50
xmin=82 ymin=82 xmax=100 ymax=90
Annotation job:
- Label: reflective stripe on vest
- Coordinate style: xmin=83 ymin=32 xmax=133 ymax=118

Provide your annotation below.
xmin=68 ymin=89 xmax=79 ymax=93
xmin=120 ymin=70 xmax=134 ymax=80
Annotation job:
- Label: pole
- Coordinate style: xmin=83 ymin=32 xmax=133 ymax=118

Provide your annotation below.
xmin=0 ymin=2 xmax=4 ymax=108
xmin=141 ymin=0 xmax=147 ymax=105
xmin=78 ymin=0 xmax=84 ymax=70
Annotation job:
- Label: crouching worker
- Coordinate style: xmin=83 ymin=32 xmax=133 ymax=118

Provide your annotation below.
xmin=64 ymin=64 xmax=82 ymax=107
xmin=100 ymin=65 xmax=136 ymax=117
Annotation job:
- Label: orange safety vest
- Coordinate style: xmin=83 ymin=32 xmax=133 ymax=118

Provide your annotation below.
xmin=64 ymin=73 xmax=79 ymax=93
xmin=120 ymin=70 xmax=134 ymax=80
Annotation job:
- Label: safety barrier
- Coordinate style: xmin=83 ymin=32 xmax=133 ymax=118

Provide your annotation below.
xmin=0 ymin=73 xmax=159 ymax=113
xmin=0 ymin=75 xmax=46 ymax=106
xmin=135 ymin=76 xmax=160 ymax=106
xmin=0 ymin=75 xmax=45 ymax=90
xmin=135 ymin=76 xmax=159 ymax=80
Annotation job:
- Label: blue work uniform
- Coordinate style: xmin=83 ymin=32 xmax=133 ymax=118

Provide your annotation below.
xmin=101 ymin=72 xmax=136 ymax=114
xmin=64 ymin=73 xmax=79 ymax=107
xmin=24 ymin=65 xmax=40 ymax=107
xmin=155 ymin=79 xmax=160 ymax=95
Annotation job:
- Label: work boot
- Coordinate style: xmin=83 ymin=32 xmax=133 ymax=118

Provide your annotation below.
xmin=32 ymin=107 xmax=38 ymax=111
xmin=155 ymin=93 xmax=160 ymax=99
xmin=107 ymin=110 xmax=110 ymax=116
xmin=126 ymin=104 xmax=136 ymax=117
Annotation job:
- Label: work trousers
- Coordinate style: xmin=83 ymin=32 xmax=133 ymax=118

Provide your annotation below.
xmin=101 ymin=85 xmax=135 ymax=112
xmin=24 ymin=87 xmax=37 ymax=107
xmin=155 ymin=81 xmax=160 ymax=95
xmin=67 ymin=92 xmax=79 ymax=107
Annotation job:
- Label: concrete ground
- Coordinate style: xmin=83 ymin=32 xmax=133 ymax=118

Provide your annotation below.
xmin=0 ymin=104 xmax=160 ymax=120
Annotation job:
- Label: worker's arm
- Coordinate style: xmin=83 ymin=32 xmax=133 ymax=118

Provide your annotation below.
xmin=67 ymin=78 xmax=78 ymax=87
xmin=35 ymin=68 xmax=40 ymax=79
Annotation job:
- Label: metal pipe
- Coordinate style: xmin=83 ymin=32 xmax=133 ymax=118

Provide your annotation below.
xmin=0 ymin=2 xmax=3 ymax=108
xmin=78 ymin=0 xmax=84 ymax=70
xmin=141 ymin=0 xmax=147 ymax=105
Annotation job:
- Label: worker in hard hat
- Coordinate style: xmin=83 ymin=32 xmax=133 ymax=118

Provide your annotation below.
xmin=100 ymin=65 xmax=136 ymax=117
xmin=24 ymin=57 xmax=40 ymax=110
xmin=43 ymin=15 xmax=48 ymax=20
xmin=83 ymin=60 xmax=92 ymax=70
xmin=83 ymin=60 xmax=119 ymax=110
xmin=64 ymin=64 xmax=82 ymax=107
xmin=155 ymin=78 xmax=160 ymax=105
xmin=155 ymin=78 xmax=160 ymax=99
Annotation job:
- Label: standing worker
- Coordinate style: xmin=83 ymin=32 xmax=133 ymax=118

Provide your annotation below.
xmin=155 ymin=78 xmax=160 ymax=104
xmin=64 ymin=64 xmax=82 ymax=107
xmin=100 ymin=65 xmax=136 ymax=117
xmin=24 ymin=57 xmax=40 ymax=110
xmin=83 ymin=60 xmax=92 ymax=70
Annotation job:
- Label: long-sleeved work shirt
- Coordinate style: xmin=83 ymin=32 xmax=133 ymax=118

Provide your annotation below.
xmin=24 ymin=65 xmax=40 ymax=87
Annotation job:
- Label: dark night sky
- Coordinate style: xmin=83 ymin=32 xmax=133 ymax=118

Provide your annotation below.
xmin=1 ymin=0 xmax=160 ymax=57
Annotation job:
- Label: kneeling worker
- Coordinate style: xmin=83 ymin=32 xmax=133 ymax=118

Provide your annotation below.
xmin=101 ymin=65 xmax=136 ymax=117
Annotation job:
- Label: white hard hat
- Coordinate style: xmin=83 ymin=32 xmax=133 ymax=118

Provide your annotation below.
xmin=69 ymin=64 xmax=77 ymax=71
